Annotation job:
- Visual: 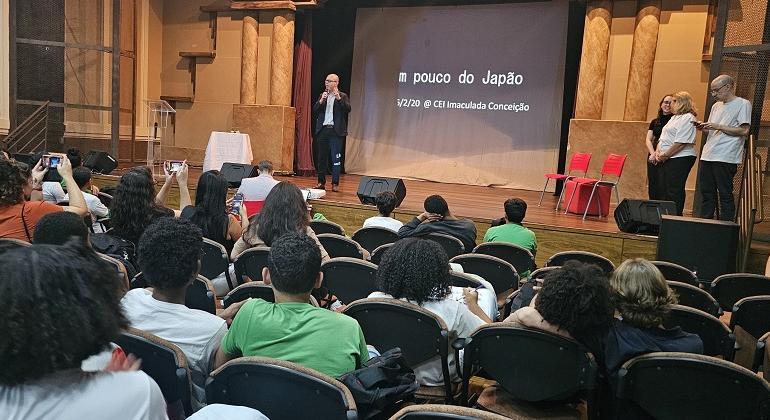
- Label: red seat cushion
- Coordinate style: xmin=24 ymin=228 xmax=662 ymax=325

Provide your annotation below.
xmin=544 ymin=173 xmax=569 ymax=180
xmin=572 ymin=177 xmax=598 ymax=185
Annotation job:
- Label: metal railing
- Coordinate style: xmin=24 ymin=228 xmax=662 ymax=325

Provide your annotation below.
xmin=738 ymin=135 xmax=764 ymax=271
xmin=3 ymin=101 xmax=50 ymax=155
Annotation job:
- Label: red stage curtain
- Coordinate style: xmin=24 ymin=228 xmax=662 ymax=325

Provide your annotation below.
xmin=293 ymin=14 xmax=314 ymax=176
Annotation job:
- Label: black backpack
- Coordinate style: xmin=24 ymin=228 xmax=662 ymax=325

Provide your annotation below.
xmin=338 ymin=347 xmax=419 ymax=419
xmin=90 ymin=233 xmax=140 ymax=279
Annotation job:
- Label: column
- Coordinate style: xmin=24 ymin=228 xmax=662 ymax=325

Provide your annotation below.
xmin=240 ymin=15 xmax=259 ymax=104
xmin=269 ymin=11 xmax=295 ymax=106
xmin=574 ymin=1 xmax=612 ymax=119
xmin=623 ymin=0 xmax=661 ymax=121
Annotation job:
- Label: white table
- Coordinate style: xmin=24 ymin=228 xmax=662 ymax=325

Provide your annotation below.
xmin=203 ymin=131 xmax=254 ymax=172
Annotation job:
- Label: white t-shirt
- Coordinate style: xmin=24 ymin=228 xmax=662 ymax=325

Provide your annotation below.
xmin=64 ymin=191 xmax=109 ymax=226
xmin=367 ymin=291 xmax=485 ymax=386
xmin=362 ymin=216 xmax=403 ymax=232
xmin=187 ymin=404 xmax=268 ymax=420
xmin=236 ymin=174 xmax=280 ymax=202
xmin=0 ymin=369 xmax=167 ymax=420
xmin=42 ymin=182 xmax=66 ymax=203
xmin=657 ymin=113 xmax=697 ymax=159
xmin=121 ymin=288 xmax=227 ymax=410
xmin=701 ymin=97 xmax=752 ymax=164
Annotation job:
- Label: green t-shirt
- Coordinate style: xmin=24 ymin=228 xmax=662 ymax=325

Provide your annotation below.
xmin=483 ymin=223 xmax=537 ymax=256
xmin=221 ymin=299 xmax=369 ymax=377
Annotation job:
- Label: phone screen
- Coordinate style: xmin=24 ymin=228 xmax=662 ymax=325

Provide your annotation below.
xmin=166 ymin=160 xmax=183 ymax=172
xmin=231 ymin=193 xmax=244 ymax=214
xmin=43 ymin=155 xmax=61 ymax=168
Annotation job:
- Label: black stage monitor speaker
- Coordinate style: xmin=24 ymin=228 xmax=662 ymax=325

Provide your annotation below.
xmin=614 ymin=199 xmax=677 ymax=235
xmin=356 ymin=176 xmax=406 ymax=207
xmin=656 ymin=215 xmax=738 ymax=283
xmin=83 ymin=151 xmax=117 ymax=174
xmin=220 ymin=162 xmax=256 ymax=188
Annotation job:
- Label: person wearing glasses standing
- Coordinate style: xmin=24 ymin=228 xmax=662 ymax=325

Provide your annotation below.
xmin=694 ymin=74 xmax=751 ymax=221
xmin=313 ymin=74 xmax=351 ymax=193
xmin=645 ymin=95 xmax=674 ymax=200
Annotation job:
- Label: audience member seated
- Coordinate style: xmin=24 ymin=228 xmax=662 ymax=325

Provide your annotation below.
xmin=398 ymin=195 xmax=477 ymax=252
xmin=0 ymin=156 xmax=88 ymax=241
xmin=182 ymin=170 xmax=248 ymax=256
xmin=121 ymin=218 xmax=246 ymax=410
xmin=65 ymin=167 xmax=109 ymax=230
xmin=506 ymin=261 xmax=613 ymax=347
xmin=231 ymin=181 xmax=329 ymax=261
xmin=236 ymin=160 xmax=280 ymax=202
xmin=33 ymin=212 xmax=90 ymax=246
xmin=215 ymin=233 xmax=369 ymax=377
xmin=483 ymin=198 xmax=537 ymax=256
xmin=369 ymin=238 xmax=492 ymax=386
xmin=110 ymin=164 xmax=190 ymax=245
xmin=603 ymin=258 xmax=703 ymax=381
xmin=0 ymin=243 xmax=167 ymax=420
xmin=363 ymin=191 xmax=403 ymax=232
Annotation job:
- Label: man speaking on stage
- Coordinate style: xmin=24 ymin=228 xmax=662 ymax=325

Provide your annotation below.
xmin=313 ymin=73 xmax=351 ymax=192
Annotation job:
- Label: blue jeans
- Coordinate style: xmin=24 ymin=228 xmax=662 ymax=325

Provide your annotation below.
xmin=317 ymin=127 xmax=341 ymax=185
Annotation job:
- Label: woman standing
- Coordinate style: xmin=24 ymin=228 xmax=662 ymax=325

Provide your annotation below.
xmin=654 ymin=91 xmax=698 ymax=215
xmin=646 ymin=95 xmax=674 ymax=200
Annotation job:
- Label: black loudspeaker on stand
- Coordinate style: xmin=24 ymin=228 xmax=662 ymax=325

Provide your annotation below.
xmin=220 ymin=162 xmax=257 ymax=188
xmin=614 ymin=199 xmax=677 ymax=235
xmin=83 ymin=151 xmax=118 ymax=174
xmin=357 ymin=176 xmax=407 ymax=207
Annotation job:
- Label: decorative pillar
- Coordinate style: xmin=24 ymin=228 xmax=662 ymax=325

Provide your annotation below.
xmin=574 ymin=1 xmax=612 ymax=119
xmin=624 ymin=0 xmax=661 ymax=121
xmin=269 ymin=12 xmax=295 ymax=106
xmin=240 ymin=15 xmax=259 ymax=105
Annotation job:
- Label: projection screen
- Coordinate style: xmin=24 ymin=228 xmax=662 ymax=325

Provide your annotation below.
xmin=345 ymin=1 xmax=570 ymax=190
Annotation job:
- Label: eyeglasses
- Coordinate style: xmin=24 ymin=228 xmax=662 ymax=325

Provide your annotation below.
xmin=325 ymin=80 xmax=338 ymax=83
xmin=662 ymin=101 xmax=672 ymax=105
xmin=710 ymin=84 xmax=729 ymax=95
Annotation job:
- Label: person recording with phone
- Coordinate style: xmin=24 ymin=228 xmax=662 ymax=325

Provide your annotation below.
xmin=694 ymin=74 xmax=751 ymax=221
xmin=0 ymin=154 xmax=88 ymax=241
xmin=652 ymin=91 xmax=698 ymax=216
xmin=313 ymin=74 xmax=351 ymax=192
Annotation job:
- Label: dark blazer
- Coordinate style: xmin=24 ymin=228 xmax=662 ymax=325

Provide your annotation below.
xmin=313 ymin=92 xmax=351 ymax=136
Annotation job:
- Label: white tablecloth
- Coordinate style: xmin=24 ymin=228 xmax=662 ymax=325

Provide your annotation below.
xmin=203 ymin=131 xmax=254 ymax=172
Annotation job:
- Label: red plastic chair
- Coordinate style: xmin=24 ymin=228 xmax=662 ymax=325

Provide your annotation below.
xmin=539 ymin=152 xmax=592 ymax=210
xmin=564 ymin=153 xmax=627 ymax=220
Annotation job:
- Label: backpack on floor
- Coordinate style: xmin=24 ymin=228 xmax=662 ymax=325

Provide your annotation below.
xmin=338 ymin=347 xmax=419 ymax=419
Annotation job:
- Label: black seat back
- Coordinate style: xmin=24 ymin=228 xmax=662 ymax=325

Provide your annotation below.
xmin=344 ymin=298 xmax=452 ymax=399
xmin=392 ymin=404 xmax=510 ymax=420
xmin=730 ymin=296 xmax=770 ymax=339
xmin=310 ymin=220 xmax=345 ymax=235
xmin=461 ymin=324 xmax=597 ymax=406
xmin=206 ymin=357 xmax=358 ymax=420
xmin=370 ymin=243 xmax=394 ymax=265
xmin=711 ymin=273 xmax=770 ymax=312
xmin=616 ymin=352 xmax=770 ymax=420
xmin=115 ymin=328 xmax=193 ymax=417
xmin=200 ymin=238 xmax=232 ymax=290
xmin=351 ymin=226 xmax=399 ymax=253
xmin=186 ymin=275 xmax=216 ymax=314
xmin=663 ymin=305 xmax=735 ymax=359
xmin=473 ymin=242 xmax=534 ymax=276
xmin=545 ymin=251 xmax=615 ymax=275
xmin=233 ymin=247 xmax=270 ymax=284
xmin=450 ymin=254 xmax=518 ymax=294
xmin=321 ymin=257 xmax=378 ymax=304
xmin=425 ymin=233 xmax=465 ymax=259
xmin=449 ymin=271 xmax=482 ymax=288
xmin=317 ymin=234 xmax=364 ymax=259
xmin=652 ymin=260 xmax=699 ymax=286
xmin=667 ymin=281 xmax=721 ymax=316
xmin=222 ymin=283 xmax=275 ymax=308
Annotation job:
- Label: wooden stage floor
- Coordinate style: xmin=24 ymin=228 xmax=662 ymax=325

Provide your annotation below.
xmin=281 ymin=173 xmax=622 ymax=235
